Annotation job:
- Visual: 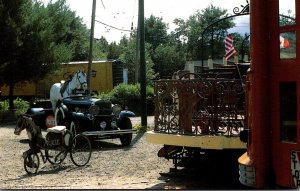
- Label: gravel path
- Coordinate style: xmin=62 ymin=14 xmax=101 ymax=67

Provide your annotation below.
xmin=0 ymin=116 xmax=247 ymax=189
xmin=0 ymin=117 xmax=178 ymax=189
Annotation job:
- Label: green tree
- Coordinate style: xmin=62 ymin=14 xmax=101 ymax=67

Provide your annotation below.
xmin=174 ymin=4 xmax=235 ymax=60
xmin=230 ymin=32 xmax=250 ymax=62
xmin=94 ymin=36 xmax=109 ymax=60
xmin=0 ymin=0 xmax=52 ymax=108
xmin=119 ymin=37 xmax=155 ymax=86
xmin=46 ymin=0 xmax=90 ymax=61
xmin=145 ymin=15 xmax=169 ymax=51
xmin=143 ymin=15 xmax=186 ymax=79
xmin=152 ymin=44 xmax=186 ymax=79
xmin=107 ymin=41 xmax=121 ymax=60
xmin=0 ymin=0 xmax=90 ymax=109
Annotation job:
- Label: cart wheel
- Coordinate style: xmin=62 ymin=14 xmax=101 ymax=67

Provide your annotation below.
xmin=70 ymin=120 xmax=82 ymax=138
xmin=70 ymin=121 xmax=77 ymax=137
xmin=119 ymin=117 xmax=133 ymax=146
xmin=24 ymin=152 xmax=40 ymax=174
xmin=70 ymin=134 xmax=92 ymax=167
xmin=45 ymin=148 xmax=67 ymax=165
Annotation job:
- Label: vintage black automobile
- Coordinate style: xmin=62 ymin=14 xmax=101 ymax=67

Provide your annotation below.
xmin=27 ymin=96 xmax=136 ymax=146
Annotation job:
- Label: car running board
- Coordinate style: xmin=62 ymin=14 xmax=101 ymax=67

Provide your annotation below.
xmin=82 ymin=129 xmax=136 ymax=136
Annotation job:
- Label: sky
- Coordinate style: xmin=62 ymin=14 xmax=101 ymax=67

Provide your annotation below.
xmin=62 ymin=0 xmax=251 ymax=43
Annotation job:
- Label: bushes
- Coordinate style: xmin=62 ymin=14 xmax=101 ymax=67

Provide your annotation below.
xmin=0 ymin=97 xmax=30 ymax=122
xmin=97 ymin=83 xmax=154 ymax=116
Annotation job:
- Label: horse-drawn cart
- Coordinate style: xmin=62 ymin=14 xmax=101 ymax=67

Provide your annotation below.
xmin=15 ymin=115 xmax=92 ymax=174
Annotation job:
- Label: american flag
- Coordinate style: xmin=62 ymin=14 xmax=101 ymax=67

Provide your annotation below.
xmin=224 ymin=34 xmax=237 ymax=61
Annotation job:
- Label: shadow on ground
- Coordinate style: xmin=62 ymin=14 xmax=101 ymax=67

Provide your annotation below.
xmin=147 ymin=149 xmax=252 ymax=190
xmin=90 ymin=132 xmax=145 ymax=152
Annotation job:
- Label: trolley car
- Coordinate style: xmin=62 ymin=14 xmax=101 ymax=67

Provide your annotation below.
xmin=238 ymin=0 xmax=300 ymax=188
xmin=146 ymin=64 xmax=249 ymax=174
xmin=147 ymin=0 xmax=300 ymax=189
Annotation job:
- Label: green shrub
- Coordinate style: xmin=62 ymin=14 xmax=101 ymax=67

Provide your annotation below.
xmin=133 ymin=124 xmax=148 ymax=132
xmin=0 ymin=100 xmax=9 ymax=111
xmin=13 ymin=97 xmax=30 ymax=115
xmin=97 ymin=83 xmax=154 ymax=115
xmin=97 ymin=91 xmax=113 ymax=100
xmin=0 ymin=98 xmax=29 ymax=114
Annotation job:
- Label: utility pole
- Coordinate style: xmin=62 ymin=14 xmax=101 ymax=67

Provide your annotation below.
xmin=135 ymin=16 xmax=140 ymax=83
xmin=87 ymin=0 xmax=96 ymax=96
xmin=138 ymin=0 xmax=147 ymax=127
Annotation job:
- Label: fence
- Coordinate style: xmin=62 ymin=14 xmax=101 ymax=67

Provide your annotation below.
xmin=154 ymin=75 xmax=246 ymax=137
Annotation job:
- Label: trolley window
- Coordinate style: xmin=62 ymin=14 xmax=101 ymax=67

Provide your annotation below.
xmin=279 ymin=0 xmax=296 ymax=26
xmin=280 ymin=32 xmax=296 ymax=59
xmin=280 ymin=81 xmax=297 ymax=143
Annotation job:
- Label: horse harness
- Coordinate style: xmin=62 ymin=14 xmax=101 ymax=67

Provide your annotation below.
xmin=59 ymin=71 xmax=87 ymax=97
xmin=60 ymin=79 xmax=71 ymax=97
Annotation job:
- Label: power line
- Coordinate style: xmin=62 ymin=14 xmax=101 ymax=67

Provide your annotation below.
xmin=100 ymin=0 xmax=105 ymax=9
xmin=95 ymin=19 xmax=133 ymax=32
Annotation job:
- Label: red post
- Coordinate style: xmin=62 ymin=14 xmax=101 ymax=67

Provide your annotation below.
xmin=250 ymin=0 xmax=272 ymax=188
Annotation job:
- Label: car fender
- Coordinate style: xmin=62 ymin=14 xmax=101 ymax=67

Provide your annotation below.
xmin=69 ymin=112 xmax=95 ymax=133
xmin=55 ymin=104 xmax=69 ymax=118
xmin=26 ymin=108 xmax=44 ymax=115
xmin=55 ymin=103 xmax=70 ymax=126
xmin=26 ymin=108 xmax=47 ymax=129
xmin=70 ymin=112 xmax=86 ymax=120
xmin=119 ymin=110 xmax=135 ymax=120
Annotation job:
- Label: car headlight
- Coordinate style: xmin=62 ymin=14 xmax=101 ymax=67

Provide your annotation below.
xmin=89 ymin=105 xmax=100 ymax=115
xmin=112 ymin=104 xmax=122 ymax=115
xmin=75 ymin=107 xmax=80 ymax=112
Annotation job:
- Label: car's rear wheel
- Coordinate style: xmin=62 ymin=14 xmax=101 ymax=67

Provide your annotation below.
xmin=119 ymin=117 xmax=133 ymax=146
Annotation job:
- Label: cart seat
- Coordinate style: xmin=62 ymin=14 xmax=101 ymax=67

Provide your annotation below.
xmin=47 ymin=125 xmax=66 ymax=133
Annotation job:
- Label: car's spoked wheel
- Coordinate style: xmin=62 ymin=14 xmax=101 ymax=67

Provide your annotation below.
xmin=70 ymin=134 xmax=92 ymax=167
xmin=24 ymin=152 xmax=40 ymax=174
xmin=119 ymin=117 xmax=133 ymax=146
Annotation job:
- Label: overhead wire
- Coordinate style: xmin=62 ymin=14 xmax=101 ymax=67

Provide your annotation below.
xmin=95 ymin=0 xmax=134 ymax=33
xmin=95 ymin=19 xmax=133 ymax=32
xmin=100 ymin=0 xmax=106 ymax=9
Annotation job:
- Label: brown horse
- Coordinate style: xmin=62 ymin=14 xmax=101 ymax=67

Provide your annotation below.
xmin=14 ymin=115 xmax=45 ymax=150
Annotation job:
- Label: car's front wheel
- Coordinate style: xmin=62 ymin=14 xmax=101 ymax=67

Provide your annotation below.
xmin=119 ymin=117 xmax=133 ymax=146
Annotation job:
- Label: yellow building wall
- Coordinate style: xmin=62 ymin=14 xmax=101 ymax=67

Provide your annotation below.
xmin=0 ymin=61 xmax=114 ymax=98
xmin=0 ymin=81 xmax=36 ymax=97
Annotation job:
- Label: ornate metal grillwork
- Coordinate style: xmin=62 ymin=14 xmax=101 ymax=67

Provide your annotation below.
xmin=154 ymin=76 xmax=245 ymax=137
xmin=233 ymin=0 xmax=250 ymax=15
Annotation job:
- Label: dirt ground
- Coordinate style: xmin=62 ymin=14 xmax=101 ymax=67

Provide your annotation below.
xmin=0 ymin=116 xmax=247 ymax=189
